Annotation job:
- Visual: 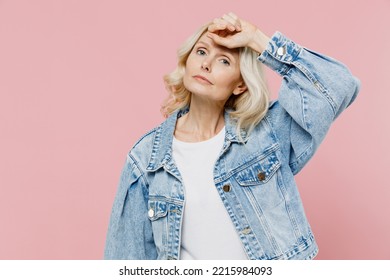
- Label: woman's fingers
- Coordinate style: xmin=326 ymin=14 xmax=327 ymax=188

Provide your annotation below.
xmin=209 ymin=13 xmax=241 ymax=33
xmin=206 ymin=32 xmax=231 ymax=47
xmin=209 ymin=19 xmax=231 ymax=32
xmin=223 ymin=12 xmax=241 ymax=31
xmin=207 ymin=13 xmax=267 ymax=51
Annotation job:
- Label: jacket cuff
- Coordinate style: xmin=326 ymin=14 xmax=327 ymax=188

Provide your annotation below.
xmin=257 ymin=31 xmax=302 ymax=75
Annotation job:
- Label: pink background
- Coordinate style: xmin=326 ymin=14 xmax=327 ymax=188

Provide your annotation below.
xmin=0 ymin=0 xmax=389 ymax=259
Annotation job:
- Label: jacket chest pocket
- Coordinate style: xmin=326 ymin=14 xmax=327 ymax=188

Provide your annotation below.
xmin=147 ymin=197 xmax=183 ymax=260
xmin=233 ymin=148 xmax=284 ymax=211
xmin=147 ymin=199 xmax=169 ymax=258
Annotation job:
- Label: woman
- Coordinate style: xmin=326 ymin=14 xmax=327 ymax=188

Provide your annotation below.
xmin=104 ymin=13 xmax=360 ymax=260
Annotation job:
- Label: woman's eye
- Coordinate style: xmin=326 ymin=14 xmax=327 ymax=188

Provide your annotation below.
xmin=221 ymin=59 xmax=230 ymax=66
xmin=196 ymin=49 xmax=206 ymax=55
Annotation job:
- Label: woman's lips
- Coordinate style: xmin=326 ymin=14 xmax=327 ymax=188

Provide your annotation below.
xmin=193 ymin=75 xmax=213 ymax=85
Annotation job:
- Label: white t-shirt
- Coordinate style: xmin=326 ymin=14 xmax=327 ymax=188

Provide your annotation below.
xmin=172 ymin=127 xmax=248 ymax=260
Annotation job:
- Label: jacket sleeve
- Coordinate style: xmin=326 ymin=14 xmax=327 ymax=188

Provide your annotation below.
xmin=258 ymin=32 xmax=360 ymax=175
xmin=104 ymin=153 xmax=157 ymax=259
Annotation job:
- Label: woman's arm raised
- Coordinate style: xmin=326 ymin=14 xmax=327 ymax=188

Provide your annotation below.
xmin=207 ymin=12 xmax=360 ymax=174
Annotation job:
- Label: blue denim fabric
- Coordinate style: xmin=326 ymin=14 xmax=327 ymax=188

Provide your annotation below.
xmin=104 ymin=32 xmax=360 ymax=260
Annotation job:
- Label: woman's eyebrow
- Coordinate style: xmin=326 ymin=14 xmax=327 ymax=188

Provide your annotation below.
xmin=195 ymin=40 xmax=236 ymax=60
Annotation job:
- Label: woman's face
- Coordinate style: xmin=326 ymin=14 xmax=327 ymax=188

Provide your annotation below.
xmin=183 ymin=32 xmax=246 ymax=103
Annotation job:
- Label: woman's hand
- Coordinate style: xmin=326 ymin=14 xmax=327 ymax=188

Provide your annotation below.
xmin=207 ymin=12 xmax=271 ymax=54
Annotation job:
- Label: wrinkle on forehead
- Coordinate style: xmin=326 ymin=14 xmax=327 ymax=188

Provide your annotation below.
xmin=195 ymin=32 xmax=240 ymax=57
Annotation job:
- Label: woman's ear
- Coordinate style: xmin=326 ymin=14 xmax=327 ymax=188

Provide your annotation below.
xmin=232 ymin=80 xmax=247 ymax=95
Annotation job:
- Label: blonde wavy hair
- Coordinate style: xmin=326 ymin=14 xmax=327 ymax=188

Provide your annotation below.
xmin=161 ymin=22 xmax=270 ymax=139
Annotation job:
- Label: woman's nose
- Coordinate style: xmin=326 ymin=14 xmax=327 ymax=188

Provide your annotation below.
xmin=201 ymin=60 xmax=211 ymax=72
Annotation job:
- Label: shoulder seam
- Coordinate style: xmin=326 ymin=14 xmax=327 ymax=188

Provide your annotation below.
xmin=128 ymin=153 xmax=150 ymax=189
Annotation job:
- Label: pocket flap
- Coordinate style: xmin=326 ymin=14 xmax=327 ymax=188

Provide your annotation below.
xmin=235 ymin=151 xmax=281 ymax=186
xmin=147 ymin=200 xmax=168 ymax=221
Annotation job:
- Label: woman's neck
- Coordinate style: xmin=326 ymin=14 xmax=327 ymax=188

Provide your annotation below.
xmin=174 ymin=98 xmax=225 ymax=142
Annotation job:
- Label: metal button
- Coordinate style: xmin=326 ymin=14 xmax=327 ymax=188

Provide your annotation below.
xmin=257 ymin=171 xmax=266 ymax=181
xmin=277 ymin=46 xmax=286 ymax=56
xmin=223 ymin=184 xmax=231 ymax=192
xmin=242 ymin=227 xmax=251 ymax=234
xmin=148 ymin=208 xmax=154 ymax=218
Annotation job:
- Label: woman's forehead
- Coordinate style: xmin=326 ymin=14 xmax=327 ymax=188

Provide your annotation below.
xmin=195 ymin=32 xmax=240 ymax=56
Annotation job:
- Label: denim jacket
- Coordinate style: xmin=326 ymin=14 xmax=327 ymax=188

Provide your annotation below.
xmin=104 ymin=32 xmax=360 ymax=260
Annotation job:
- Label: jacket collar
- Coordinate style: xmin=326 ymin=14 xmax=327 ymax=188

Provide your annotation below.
xmin=146 ymin=106 xmax=248 ymax=172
